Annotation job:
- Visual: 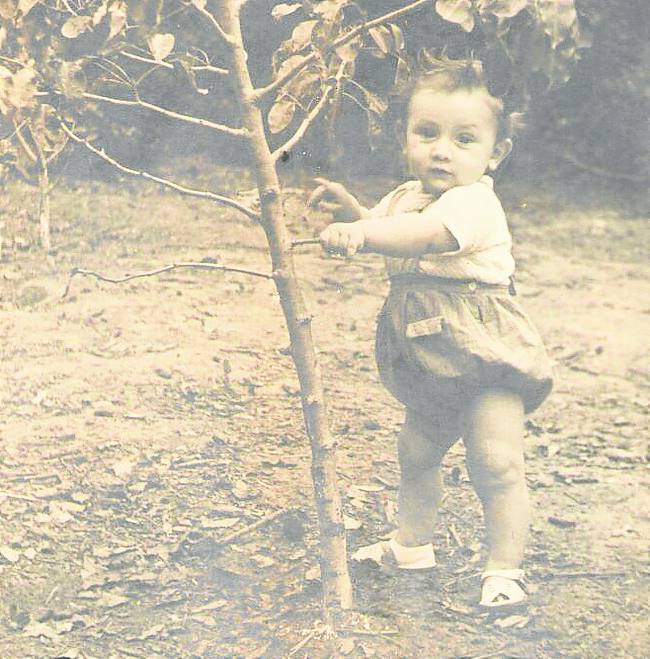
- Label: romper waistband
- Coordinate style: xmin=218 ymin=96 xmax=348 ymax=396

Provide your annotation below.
xmin=389 ymin=273 xmax=515 ymax=295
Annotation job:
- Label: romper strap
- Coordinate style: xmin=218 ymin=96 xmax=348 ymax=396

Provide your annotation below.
xmin=389 ymin=273 xmax=511 ymax=295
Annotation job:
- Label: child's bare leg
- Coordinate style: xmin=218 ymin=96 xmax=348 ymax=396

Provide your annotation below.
xmin=462 ymin=388 xmax=528 ymax=569
xmin=396 ymin=407 xmax=459 ymax=547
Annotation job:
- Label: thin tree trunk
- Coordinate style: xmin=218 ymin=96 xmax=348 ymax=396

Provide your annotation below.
xmin=38 ymin=163 xmax=51 ymax=251
xmin=221 ymin=0 xmax=352 ymax=620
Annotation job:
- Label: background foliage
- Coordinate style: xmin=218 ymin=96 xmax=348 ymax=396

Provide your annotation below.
xmin=0 ymin=0 xmax=647 ymax=190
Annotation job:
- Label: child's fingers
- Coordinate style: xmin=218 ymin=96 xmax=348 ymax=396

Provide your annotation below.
xmin=314 ymin=178 xmax=349 ymax=200
xmin=318 ymin=201 xmax=343 ymax=213
xmin=305 ymin=184 xmax=327 ymax=210
xmin=319 ymin=226 xmax=347 ymax=254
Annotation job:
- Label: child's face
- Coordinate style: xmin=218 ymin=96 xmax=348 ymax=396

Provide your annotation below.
xmin=405 ymin=88 xmax=510 ymax=195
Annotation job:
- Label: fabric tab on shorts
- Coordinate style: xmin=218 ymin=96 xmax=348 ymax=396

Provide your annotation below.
xmin=405 ymin=316 xmax=443 ymax=338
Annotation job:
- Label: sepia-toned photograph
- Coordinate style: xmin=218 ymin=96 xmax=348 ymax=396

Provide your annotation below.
xmin=0 ymin=1 xmax=648 ymax=657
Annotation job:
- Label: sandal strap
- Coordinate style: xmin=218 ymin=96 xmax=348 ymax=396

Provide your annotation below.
xmin=481 ymin=569 xmax=526 ymax=583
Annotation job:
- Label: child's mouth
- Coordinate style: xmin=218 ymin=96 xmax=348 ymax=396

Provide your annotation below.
xmin=430 ymin=168 xmax=452 ymax=178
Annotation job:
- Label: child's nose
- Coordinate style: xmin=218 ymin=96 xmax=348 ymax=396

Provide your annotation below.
xmin=430 ymin=137 xmax=452 ymax=160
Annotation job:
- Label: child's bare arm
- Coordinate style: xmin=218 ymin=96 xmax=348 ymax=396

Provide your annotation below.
xmin=320 ymin=211 xmax=458 ymax=257
xmin=359 ymin=212 xmax=458 ymax=256
xmin=305 ymin=178 xmax=370 ymax=222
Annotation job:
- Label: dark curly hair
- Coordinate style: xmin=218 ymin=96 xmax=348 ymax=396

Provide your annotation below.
xmin=402 ymin=55 xmax=524 ymax=141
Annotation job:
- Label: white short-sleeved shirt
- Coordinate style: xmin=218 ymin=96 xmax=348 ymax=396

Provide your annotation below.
xmin=370 ymin=176 xmax=515 ymax=285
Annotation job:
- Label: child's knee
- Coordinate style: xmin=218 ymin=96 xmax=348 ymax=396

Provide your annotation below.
xmin=466 ymin=448 xmax=525 ymax=492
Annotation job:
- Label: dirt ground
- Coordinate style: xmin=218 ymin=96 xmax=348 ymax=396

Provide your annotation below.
xmin=0 ymin=170 xmax=648 ymax=658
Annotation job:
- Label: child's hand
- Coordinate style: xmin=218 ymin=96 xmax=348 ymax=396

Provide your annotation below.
xmin=305 ymin=178 xmax=369 ymax=222
xmin=320 ymin=222 xmax=366 ymax=257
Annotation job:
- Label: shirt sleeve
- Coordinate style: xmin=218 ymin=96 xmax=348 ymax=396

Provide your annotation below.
xmin=420 ymin=181 xmax=509 ymax=254
xmin=367 ymin=181 xmax=419 ymax=219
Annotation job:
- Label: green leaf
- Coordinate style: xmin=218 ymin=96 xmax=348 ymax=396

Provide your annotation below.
xmin=290 ymin=19 xmax=318 ymax=50
xmin=174 ymin=58 xmax=209 ymax=95
xmin=108 ymin=2 xmax=128 ymax=40
xmin=272 ymin=3 xmax=301 ymax=20
xmin=335 ymin=35 xmax=362 ymax=63
xmin=537 ymin=0 xmax=577 ymax=48
xmin=18 ymin=0 xmax=38 ymax=17
xmin=435 ymin=0 xmax=475 ymax=32
xmin=479 ymin=0 xmax=528 ymax=19
xmin=61 ymin=15 xmax=93 ymax=39
xmin=389 ymin=23 xmax=405 ymax=52
xmin=368 ymin=26 xmax=392 ymax=55
xmin=394 ymin=56 xmax=411 ymax=87
xmin=0 ymin=0 xmax=16 ymax=21
xmin=92 ymin=2 xmax=109 ymax=26
xmin=268 ymin=96 xmax=296 ymax=133
xmin=148 ymin=33 xmax=175 ymax=62
xmin=276 ymin=54 xmax=304 ymax=78
xmin=312 ymin=0 xmax=346 ymax=22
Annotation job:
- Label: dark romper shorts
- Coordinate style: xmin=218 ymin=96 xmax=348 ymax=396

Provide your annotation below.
xmin=375 ymin=274 xmax=553 ymax=416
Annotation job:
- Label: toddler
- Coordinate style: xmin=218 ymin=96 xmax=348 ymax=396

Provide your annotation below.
xmin=311 ymin=59 xmax=553 ymax=609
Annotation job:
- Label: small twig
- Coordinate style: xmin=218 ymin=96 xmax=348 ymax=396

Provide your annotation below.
xmin=13 ymin=121 xmax=38 ymax=163
xmin=288 ymin=628 xmax=319 ymax=657
xmin=442 ymin=570 xmax=481 ymax=590
xmin=0 ymin=490 xmax=40 ymax=503
xmin=562 ymin=489 xmax=585 ymax=505
xmin=119 ymin=50 xmax=228 ymax=76
xmin=59 ymin=121 xmax=259 ymax=221
xmin=219 ymin=509 xmax=291 ymax=545
xmin=441 ymin=505 xmax=470 ymax=525
xmin=272 ymin=71 xmax=341 ymax=161
xmin=291 ymin=238 xmax=321 ymax=248
xmin=82 ymin=92 xmax=246 ymax=138
xmin=191 ymin=2 xmax=236 ymax=45
xmin=63 ymin=262 xmax=272 ymax=298
xmin=340 ymin=628 xmax=400 ymax=637
xmin=467 ymin=643 xmax=511 ymax=659
xmin=44 ymin=586 xmax=59 ymax=606
xmin=448 ymin=523 xmax=462 ymax=547
xmin=562 ymin=153 xmax=648 ymax=183
xmin=544 ymin=571 xmax=627 ymax=579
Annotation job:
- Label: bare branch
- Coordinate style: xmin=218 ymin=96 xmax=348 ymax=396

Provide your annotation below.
xmin=45 ymin=133 xmax=70 ymax=166
xmin=81 ymin=92 xmax=246 ymax=137
xmin=271 ymin=66 xmax=345 ymax=162
xmin=191 ymin=2 xmax=236 ymax=45
xmin=119 ymin=50 xmax=229 ymax=76
xmin=59 ymin=121 xmax=260 ymax=221
xmin=63 ymin=261 xmax=273 ymax=298
xmin=253 ymin=0 xmax=429 ymax=103
xmin=13 ymin=121 xmax=38 ymax=163
xmin=291 ymin=238 xmax=320 ymax=248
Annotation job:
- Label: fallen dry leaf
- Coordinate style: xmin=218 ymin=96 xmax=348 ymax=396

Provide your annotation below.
xmin=339 ymin=638 xmax=356 ymax=655
xmin=0 ymin=545 xmax=20 ymax=563
xmin=305 ymin=565 xmax=321 ymax=581
xmin=493 ymin=614 xmax=530 ymax=629
xmin=193 ymin=598 xmax=227 ymax=613
xmin=99 ymin=592 xmax=130 ymax=608
xmin=201 ymin=516 xmax=240 ymax=529
xmin=343 ymin=515 xmax=362 ymax=530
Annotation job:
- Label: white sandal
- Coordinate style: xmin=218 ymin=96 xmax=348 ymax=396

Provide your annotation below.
xmin=480 ymin=569 xmax=528 ymax=608
xmin=351 ymin=537 xmax=436 ymax=570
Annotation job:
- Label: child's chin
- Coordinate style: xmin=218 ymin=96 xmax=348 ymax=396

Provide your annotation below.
xmin=423 ymin=181 xmax=454 ymax=195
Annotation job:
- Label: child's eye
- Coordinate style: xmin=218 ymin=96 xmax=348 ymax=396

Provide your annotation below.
xmin=415 ymin=127 xmax=438 ymax=140
xmin=457 ymin=133 xmax=476 ymax=144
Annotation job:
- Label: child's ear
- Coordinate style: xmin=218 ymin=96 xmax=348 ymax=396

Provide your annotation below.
xmin=488 ymin=138 xmax=512 ymax=171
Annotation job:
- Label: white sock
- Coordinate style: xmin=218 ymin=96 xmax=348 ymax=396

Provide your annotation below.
xmin=389 ymin=537 xmax=436 ymax=569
